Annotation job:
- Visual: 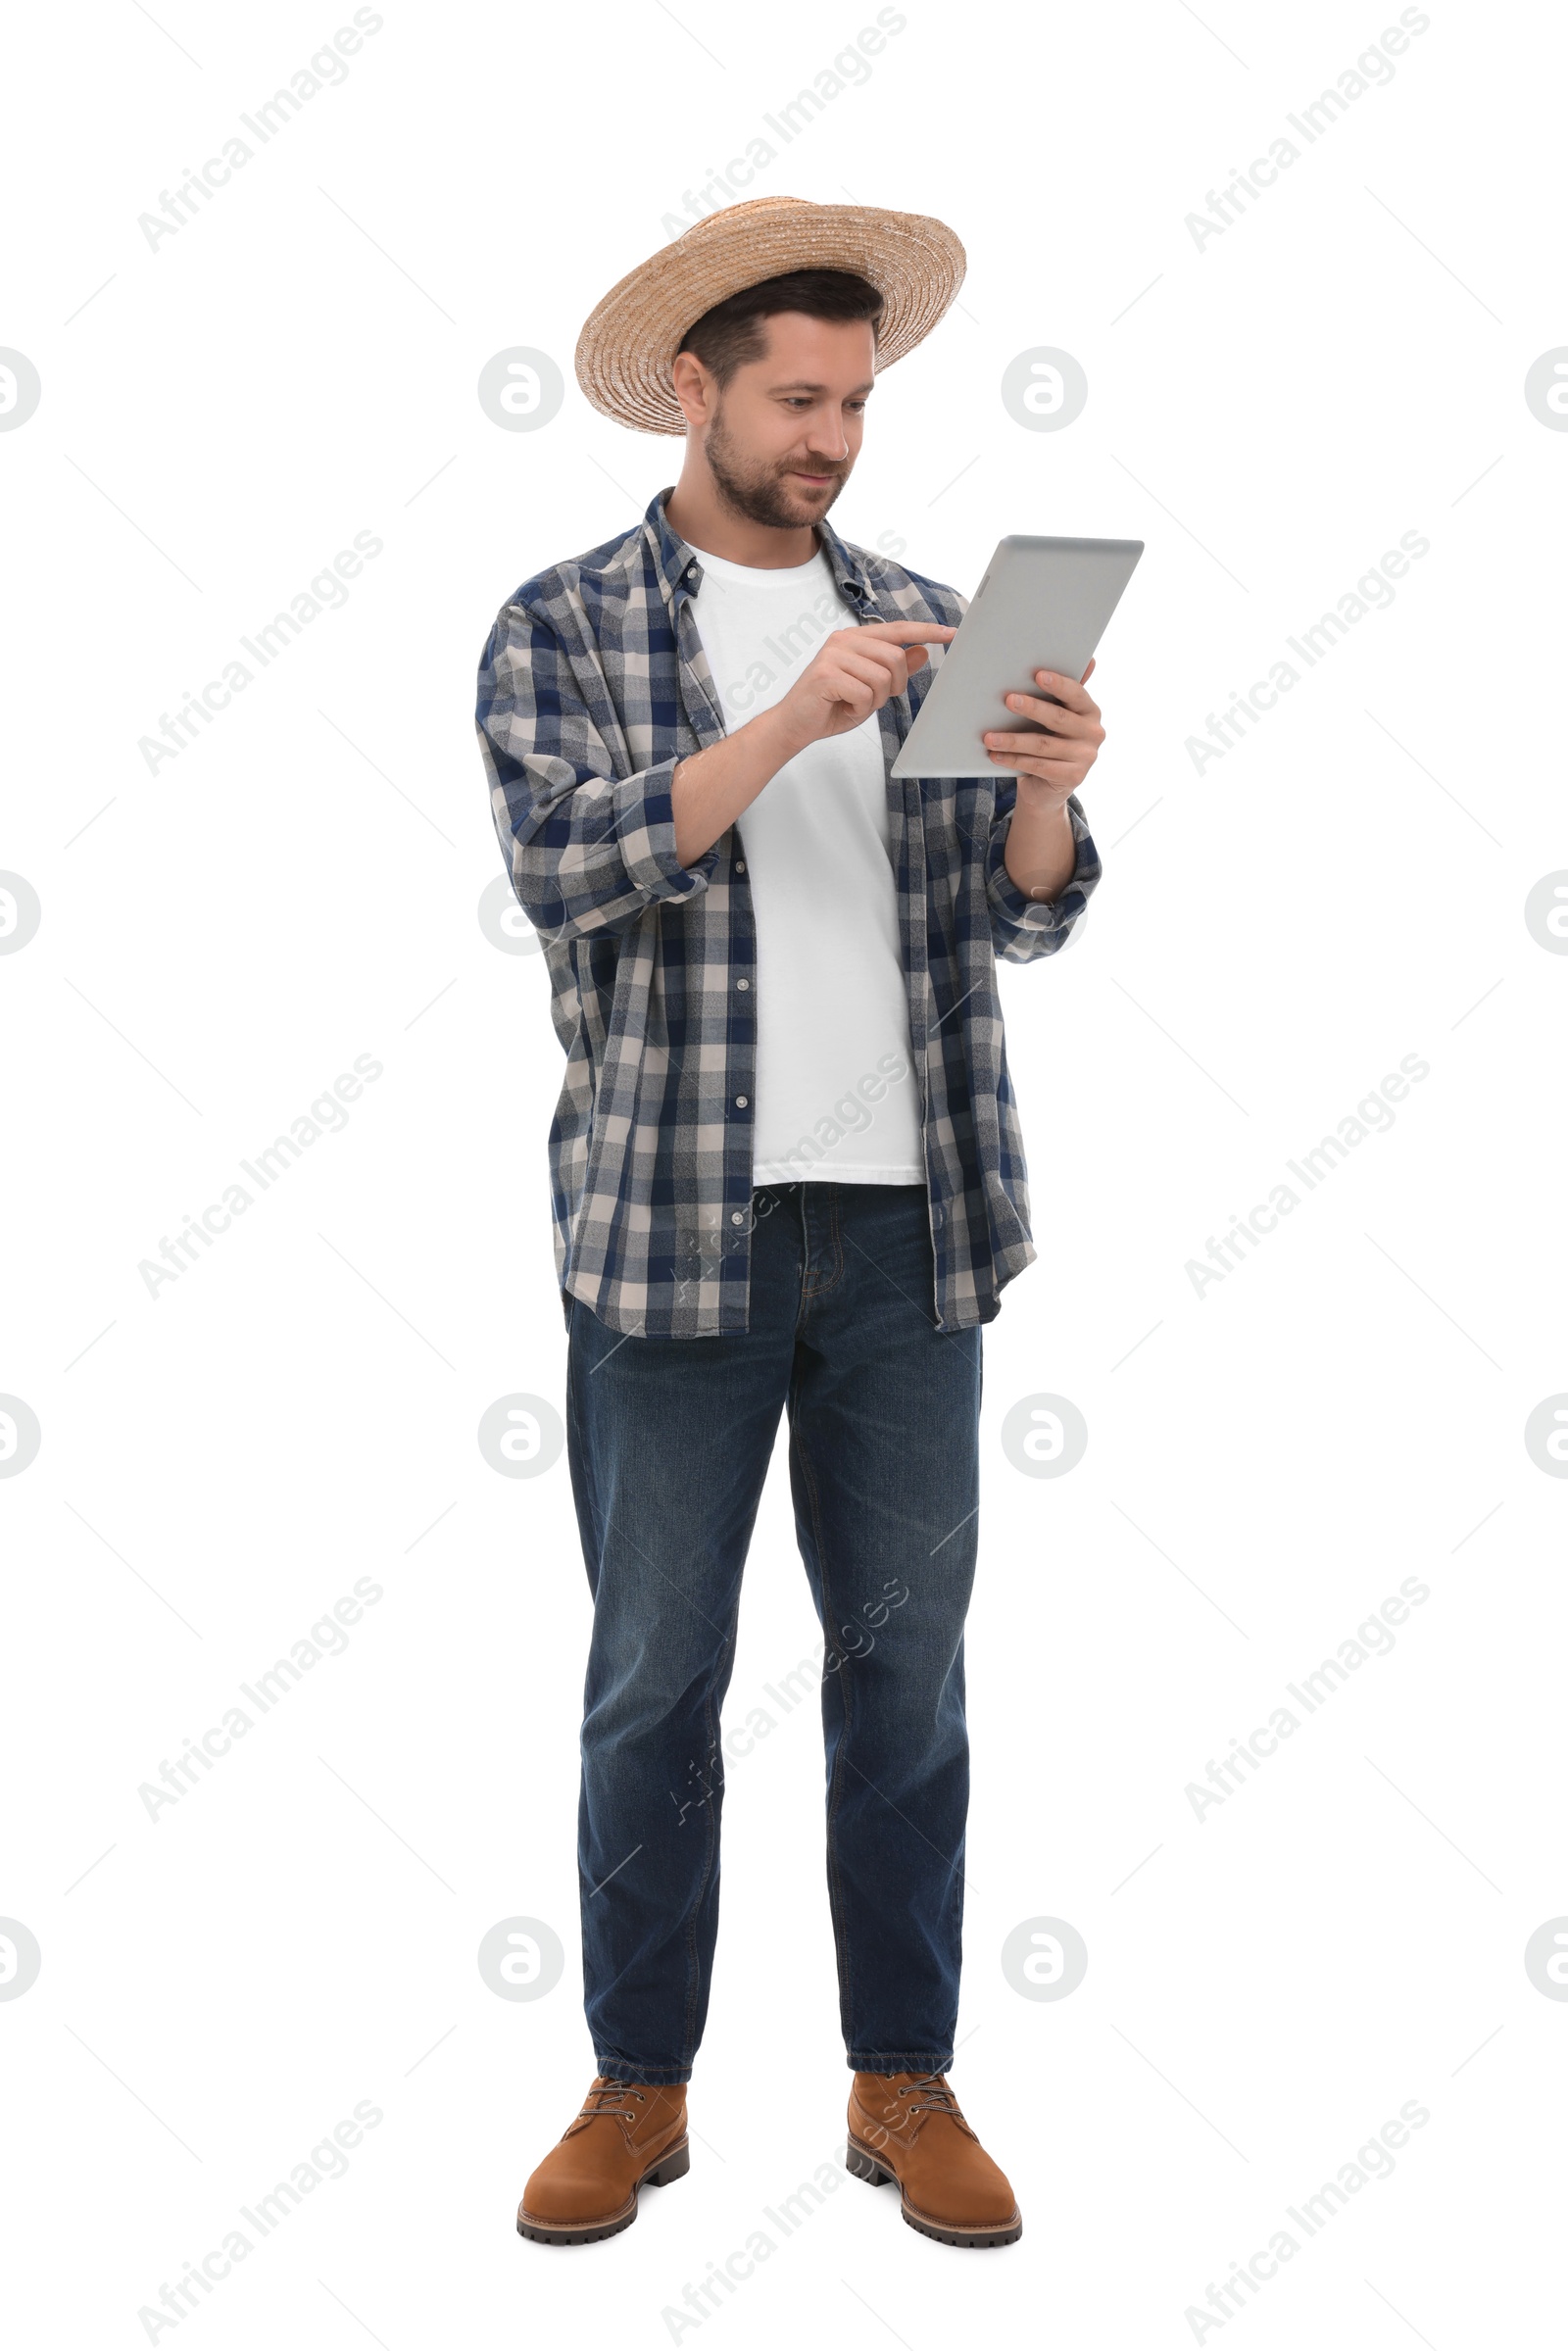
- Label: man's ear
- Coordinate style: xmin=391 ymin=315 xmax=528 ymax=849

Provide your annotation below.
xmin=670 ymin=349 xmax=715 ymax=431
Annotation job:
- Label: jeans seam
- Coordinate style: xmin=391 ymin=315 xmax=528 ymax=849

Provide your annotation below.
xmin=790 ymin=1353 xmax=858 ymax=2054
xmin=800 ymin=1182 xmax=846 ymax=1301
xmin=591 ymin=2055 xmax=693 ymax=2085
xmin=564 ymin=1299 xmax=593 ymax=1570
xmin=847 ymin=2048 xmax=957 ymax=2073
xmin=676 ymin=1617 xmax=738 ymax=2078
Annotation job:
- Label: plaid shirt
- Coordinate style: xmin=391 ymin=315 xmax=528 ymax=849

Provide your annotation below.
xmin=476 ymin=489 xmax=1101 ymax=1339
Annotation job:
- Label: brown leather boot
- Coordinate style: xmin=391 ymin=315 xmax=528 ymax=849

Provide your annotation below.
xmin=847 ymin=2070 xmax=1021 ymax=2246
xmin=516 ymin=2076 xmax=690 ymax=2244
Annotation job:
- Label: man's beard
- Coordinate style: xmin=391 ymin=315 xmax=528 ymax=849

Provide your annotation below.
xmin=705 ymin=405 xmax=848 ymax=530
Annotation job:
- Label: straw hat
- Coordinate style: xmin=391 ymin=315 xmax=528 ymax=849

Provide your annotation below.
xmin=574 ymin=195 xmax=966 ymax=436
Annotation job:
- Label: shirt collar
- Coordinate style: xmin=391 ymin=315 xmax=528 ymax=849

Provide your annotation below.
xmin=644 ymin=485 xmax=875 ymax=613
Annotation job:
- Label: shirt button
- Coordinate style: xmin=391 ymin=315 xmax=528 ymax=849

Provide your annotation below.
xmin=735 ymin=859 xmax=746 ymax=873
xmin=735 ymin=1095 xmax=748 ymax=1107
xmin=736 ymin=977 xmax=750 ymax=991
xmin=731 ymin=1210 xmax=744 ymax=1225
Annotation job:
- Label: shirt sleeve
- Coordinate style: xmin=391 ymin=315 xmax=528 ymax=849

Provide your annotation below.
xmin=476 ymin=602 xmax=720 ymax=943
xmin=984 ymin=785 xmax=1102 ymax=964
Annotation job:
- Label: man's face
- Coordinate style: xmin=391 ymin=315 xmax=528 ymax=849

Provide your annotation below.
xmin=699 ymin=312 xmax=875 ymax=531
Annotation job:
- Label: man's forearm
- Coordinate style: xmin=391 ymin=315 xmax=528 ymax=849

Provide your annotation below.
xmin=1003 ymin=787 xmax=1077 ymax=903
xmin=671 ymin=709 xmax=803 ymax=865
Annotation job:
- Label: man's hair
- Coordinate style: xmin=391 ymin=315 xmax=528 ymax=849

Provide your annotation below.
xmin=676 ymin=269 xmax=883 ymax=391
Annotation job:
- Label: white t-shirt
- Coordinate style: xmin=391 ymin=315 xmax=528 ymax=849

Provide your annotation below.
xmin=689 ymin=544 xmax=925 ymax=1188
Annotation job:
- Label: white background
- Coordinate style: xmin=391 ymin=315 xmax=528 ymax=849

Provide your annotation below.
xmin=4 ymin=1 xmax=1566 ymax=2344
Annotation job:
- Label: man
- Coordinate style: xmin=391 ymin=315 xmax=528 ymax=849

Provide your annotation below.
xmin=476 ymin=195 xmax=1105 ymax=2250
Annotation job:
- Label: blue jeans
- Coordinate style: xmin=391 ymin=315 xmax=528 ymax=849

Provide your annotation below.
xmin=564 ymin=1180 xmax=984 ymax=2084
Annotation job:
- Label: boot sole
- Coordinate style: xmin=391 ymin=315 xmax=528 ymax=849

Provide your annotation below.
xmin=845 ymin=2135 xmax=1023 ymax=2248
xmin=516 ymin=2136 xmax=690 ymax=2245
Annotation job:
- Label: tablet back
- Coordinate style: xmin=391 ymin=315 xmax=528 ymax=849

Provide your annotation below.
xmin=890 ymin=534 xmax=1143 ymax=778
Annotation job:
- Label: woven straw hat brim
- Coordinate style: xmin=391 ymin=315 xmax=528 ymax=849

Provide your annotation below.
xmin=574 ymin=196 xmax=965 ymax=436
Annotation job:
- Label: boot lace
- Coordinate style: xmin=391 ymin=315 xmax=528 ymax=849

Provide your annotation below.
xmin=580 ymin=2080 xmax=648 ymax=2124
xmin=899 ymin=2072 xmax=962 ymax=2117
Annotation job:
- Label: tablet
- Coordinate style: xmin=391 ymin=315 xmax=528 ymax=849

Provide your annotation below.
xmin=889 ymin=534 xmax=1144 ymax=779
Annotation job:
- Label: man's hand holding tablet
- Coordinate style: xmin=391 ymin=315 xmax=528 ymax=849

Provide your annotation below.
xmin=884 ymin=530 xmax=1143 ymax=900
xmin=987 ymin=657 xmax=1105 ymax=903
